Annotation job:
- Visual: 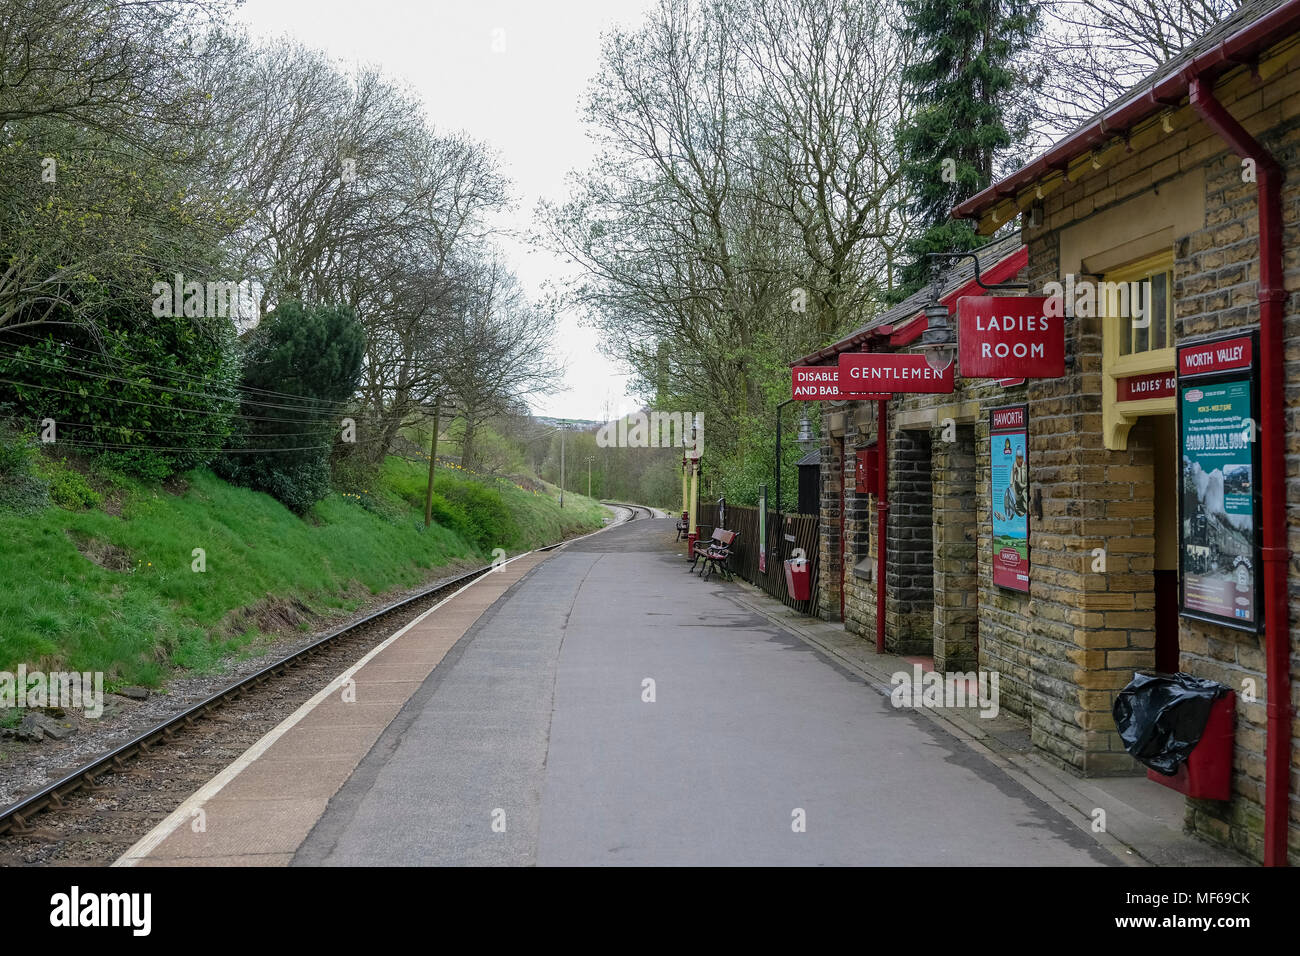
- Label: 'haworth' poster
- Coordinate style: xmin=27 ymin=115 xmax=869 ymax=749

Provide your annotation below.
xmin=1177 ymin=332 xmax=1261 ymax=632
xmin=990 ymin=404 xmax=1030 ymax=592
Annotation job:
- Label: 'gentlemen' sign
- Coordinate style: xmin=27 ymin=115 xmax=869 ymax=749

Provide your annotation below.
xmin=836 ymin=353 xmax=954 ymax=393
xmin=791 ymin=366 xmax=889 ymax=401
xmin=958 ymin=296 xmax=1063 ymax=379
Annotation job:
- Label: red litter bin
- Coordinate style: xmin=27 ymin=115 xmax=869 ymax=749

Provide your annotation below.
xmin=1146 ymin=689 xmax=1235 ymax=801
xmin=784 ymin=557 xmax=811 ymax=601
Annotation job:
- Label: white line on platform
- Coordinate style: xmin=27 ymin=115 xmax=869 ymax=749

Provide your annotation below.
xmin=112 ymin=551 xmax=535 ymax=867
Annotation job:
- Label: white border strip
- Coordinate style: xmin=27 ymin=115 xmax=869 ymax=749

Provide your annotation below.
xmin=113 ymin=551 xmax=534 ymax=867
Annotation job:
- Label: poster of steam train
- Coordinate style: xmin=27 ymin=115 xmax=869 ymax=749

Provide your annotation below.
xmin=1178 ymin=358 xmax=1262 ymax=632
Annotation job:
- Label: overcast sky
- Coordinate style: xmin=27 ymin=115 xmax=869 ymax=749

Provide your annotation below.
xmin=235 ymin=0 xmax=655 ymax=422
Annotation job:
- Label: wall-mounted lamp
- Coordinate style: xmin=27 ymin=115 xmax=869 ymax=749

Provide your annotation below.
xmin=918 ymin=298 xmax=957 ymax=373
xmin=917 ymin=250 xmax=1032 ymax=374
xmin=796 ymin=413 xmax=816 ymax=449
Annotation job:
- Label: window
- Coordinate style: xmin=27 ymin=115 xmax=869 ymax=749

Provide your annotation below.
xmin=1104 ymin=256 xmax=1174 ymax=357
xmin=1101 ymin=250 xmax=1176 ymax=450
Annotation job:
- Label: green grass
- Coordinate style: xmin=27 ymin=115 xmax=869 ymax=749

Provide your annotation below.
xmin=0 ymin=458 xmax=608 ymax=691
xmin=380 ymin=455 xmax=610 ymax=551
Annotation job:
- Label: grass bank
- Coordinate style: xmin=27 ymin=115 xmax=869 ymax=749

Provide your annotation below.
xmin=0 ymin=457 xmax=608 ymax=690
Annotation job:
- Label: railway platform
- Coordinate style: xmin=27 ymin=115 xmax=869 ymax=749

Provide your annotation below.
xmin=112 ymin=512 xmax=1215 ymax=866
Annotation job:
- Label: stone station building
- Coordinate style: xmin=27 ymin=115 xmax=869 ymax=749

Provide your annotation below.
xmin=793 ymin=0 xmax=1300 ymax=863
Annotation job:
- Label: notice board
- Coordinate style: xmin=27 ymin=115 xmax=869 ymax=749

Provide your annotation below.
xmin=1177 ymin=331 xmax=1261 ymax=632
xmin=990 ymin=404 xmax=1030 ymax=592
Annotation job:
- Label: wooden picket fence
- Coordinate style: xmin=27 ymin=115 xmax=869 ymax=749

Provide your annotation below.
xmin=695 ymin=503 xmax=820 ymax=616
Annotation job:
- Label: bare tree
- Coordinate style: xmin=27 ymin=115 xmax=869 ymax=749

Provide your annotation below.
xmin=438 ymin=257 xmax=564 ymax=469
xmin=738 ymin=0 xmax=916 ymax=332
xmin=1028 ymin=0 xmax=1242 ymax=142
xmin=543 ymin=0 xmax=922 ymax=471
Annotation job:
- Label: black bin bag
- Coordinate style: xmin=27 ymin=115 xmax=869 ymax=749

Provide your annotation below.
xmin=1112 ymin=672 xmax=1230 ymax=776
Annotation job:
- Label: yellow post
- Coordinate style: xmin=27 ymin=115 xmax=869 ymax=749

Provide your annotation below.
xmin=688 ymin=459 xmax=699 ymax=537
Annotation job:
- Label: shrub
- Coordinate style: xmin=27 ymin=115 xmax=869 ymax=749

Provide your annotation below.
xmin=0 ymin=312 xmax=240 ymax=480
xmin=34 ymin=456 xmax=102 ymax=510
xmin=214 ymin=301 xmax=364 ymax=513
xmin=0 ymin=423 xmax=50 ymax=514
xmin=436 ymin=477 xmax=515 ymax=550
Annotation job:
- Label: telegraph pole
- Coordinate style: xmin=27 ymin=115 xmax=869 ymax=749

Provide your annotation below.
xmin=424 ymin=396 xmax=442 ymax=527
xmin=585 ymin=455 xmax=595 ymax=498
xmin=559 ymin=421 xmax=566 ymax=508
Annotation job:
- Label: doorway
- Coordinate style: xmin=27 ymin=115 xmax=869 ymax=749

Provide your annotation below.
xmin=1152 ymin=416 xmax=1180 ymax=672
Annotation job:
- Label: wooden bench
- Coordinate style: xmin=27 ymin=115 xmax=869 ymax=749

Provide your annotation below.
xmin=690 ymin=529 xmax=738 ymax=580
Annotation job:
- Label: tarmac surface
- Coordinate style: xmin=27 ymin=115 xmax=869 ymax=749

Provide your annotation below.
xmin=288 ymin=518 xmax=1114 ymax=866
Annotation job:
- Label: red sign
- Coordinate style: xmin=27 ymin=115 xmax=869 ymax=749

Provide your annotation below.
xmin=837 ymin=353 xmax=954 ymax=393
xmin=791 ymin=366 xmax=889 ymax=400
xmin=1178 ymin=335 xmax=1253 ymax=376
xmin=990 ymin=405 xmax=1026 ymax=430
xmin=1116 ymin=371 xmax=1176 ymax=401
xmin=958 ymin=296 xmax=1063 ymax=379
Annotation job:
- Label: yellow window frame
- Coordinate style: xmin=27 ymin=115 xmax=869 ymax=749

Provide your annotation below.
xmin=1102 ymin=251 xmax=1176 ymax=450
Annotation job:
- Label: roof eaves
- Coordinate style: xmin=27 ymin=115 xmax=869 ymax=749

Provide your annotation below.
xmin=953 ymin=0 xmax=1300 ymax=223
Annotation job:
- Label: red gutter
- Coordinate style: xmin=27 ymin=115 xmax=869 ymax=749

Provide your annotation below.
xmin=954 ymin=0 xmax=1300 ymax=222
xmin=876 ymin=399 xmax=888 ymax=654
xmin=1189 ymin=77 xmax=1291 ymax=868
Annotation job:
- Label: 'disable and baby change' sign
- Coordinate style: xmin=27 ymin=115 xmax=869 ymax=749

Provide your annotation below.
xmin=958 ymin=296 xmax=1063 ymax=379
xmin=791 ymin=366 xmax=889 ymax=401
xmin=836 ymin=353 xmax=954 ymax=393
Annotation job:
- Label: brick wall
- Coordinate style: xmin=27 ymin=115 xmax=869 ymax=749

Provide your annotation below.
xmin=1025 ymin=59 xmax=1300 ymax=857
xmin=1169 ymin=112 xmax=1300 ymax=862
xmin=817 ymin=429 xmax=844 ymax=622
xmin=933 ymin=424 xmax=978 ymax=671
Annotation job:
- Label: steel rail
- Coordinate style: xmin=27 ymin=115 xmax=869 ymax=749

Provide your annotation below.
xmin=0 ymin=563 xmax=494 ymax=836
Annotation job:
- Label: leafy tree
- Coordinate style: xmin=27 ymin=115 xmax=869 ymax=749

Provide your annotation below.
xmin=891 ymin=0 xmax=1039 ymax=301
xmin=215 ymin=302 xmax=365 ymax=513
xmin=0 ymin=310 xmax=240 ymax=480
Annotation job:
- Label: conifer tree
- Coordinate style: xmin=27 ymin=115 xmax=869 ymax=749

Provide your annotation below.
xmin=891 ymin=0 xmax=1039 ymax=301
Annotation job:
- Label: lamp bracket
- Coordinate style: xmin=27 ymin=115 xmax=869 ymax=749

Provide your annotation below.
xmin=925 ymin=251 xmax=1029 ymax=294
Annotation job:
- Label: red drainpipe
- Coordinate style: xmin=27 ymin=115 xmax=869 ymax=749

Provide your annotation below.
xmin=1189 ymin=77 xmax=1291 ymax=867
xmin=876 ymin=399 xmax=888 ymax=654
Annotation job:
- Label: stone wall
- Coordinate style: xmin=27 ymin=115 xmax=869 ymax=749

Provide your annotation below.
xmin=886 ymin=428 xmax=934 ymax=654
xmin=808 ymin=46 xmax=1300 ymax=865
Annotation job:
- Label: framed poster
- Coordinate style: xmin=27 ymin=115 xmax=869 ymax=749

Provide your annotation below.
xmin=1177 ymin=331 xmax=1262 ymax=632
xmin=990 ymin=404 xmax=1030 ymax=592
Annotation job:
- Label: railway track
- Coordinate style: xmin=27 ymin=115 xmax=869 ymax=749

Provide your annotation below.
xmin=0 ymin=502 xmax=660 ymax=865
xmin=603 ymin=501 xmax=660 ymax=521
xmin=0 ymin=562 xmax=499 ymax=864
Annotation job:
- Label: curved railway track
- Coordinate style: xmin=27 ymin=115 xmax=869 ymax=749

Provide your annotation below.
xmin=0 ymin=501 xmax=656 ymax=865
